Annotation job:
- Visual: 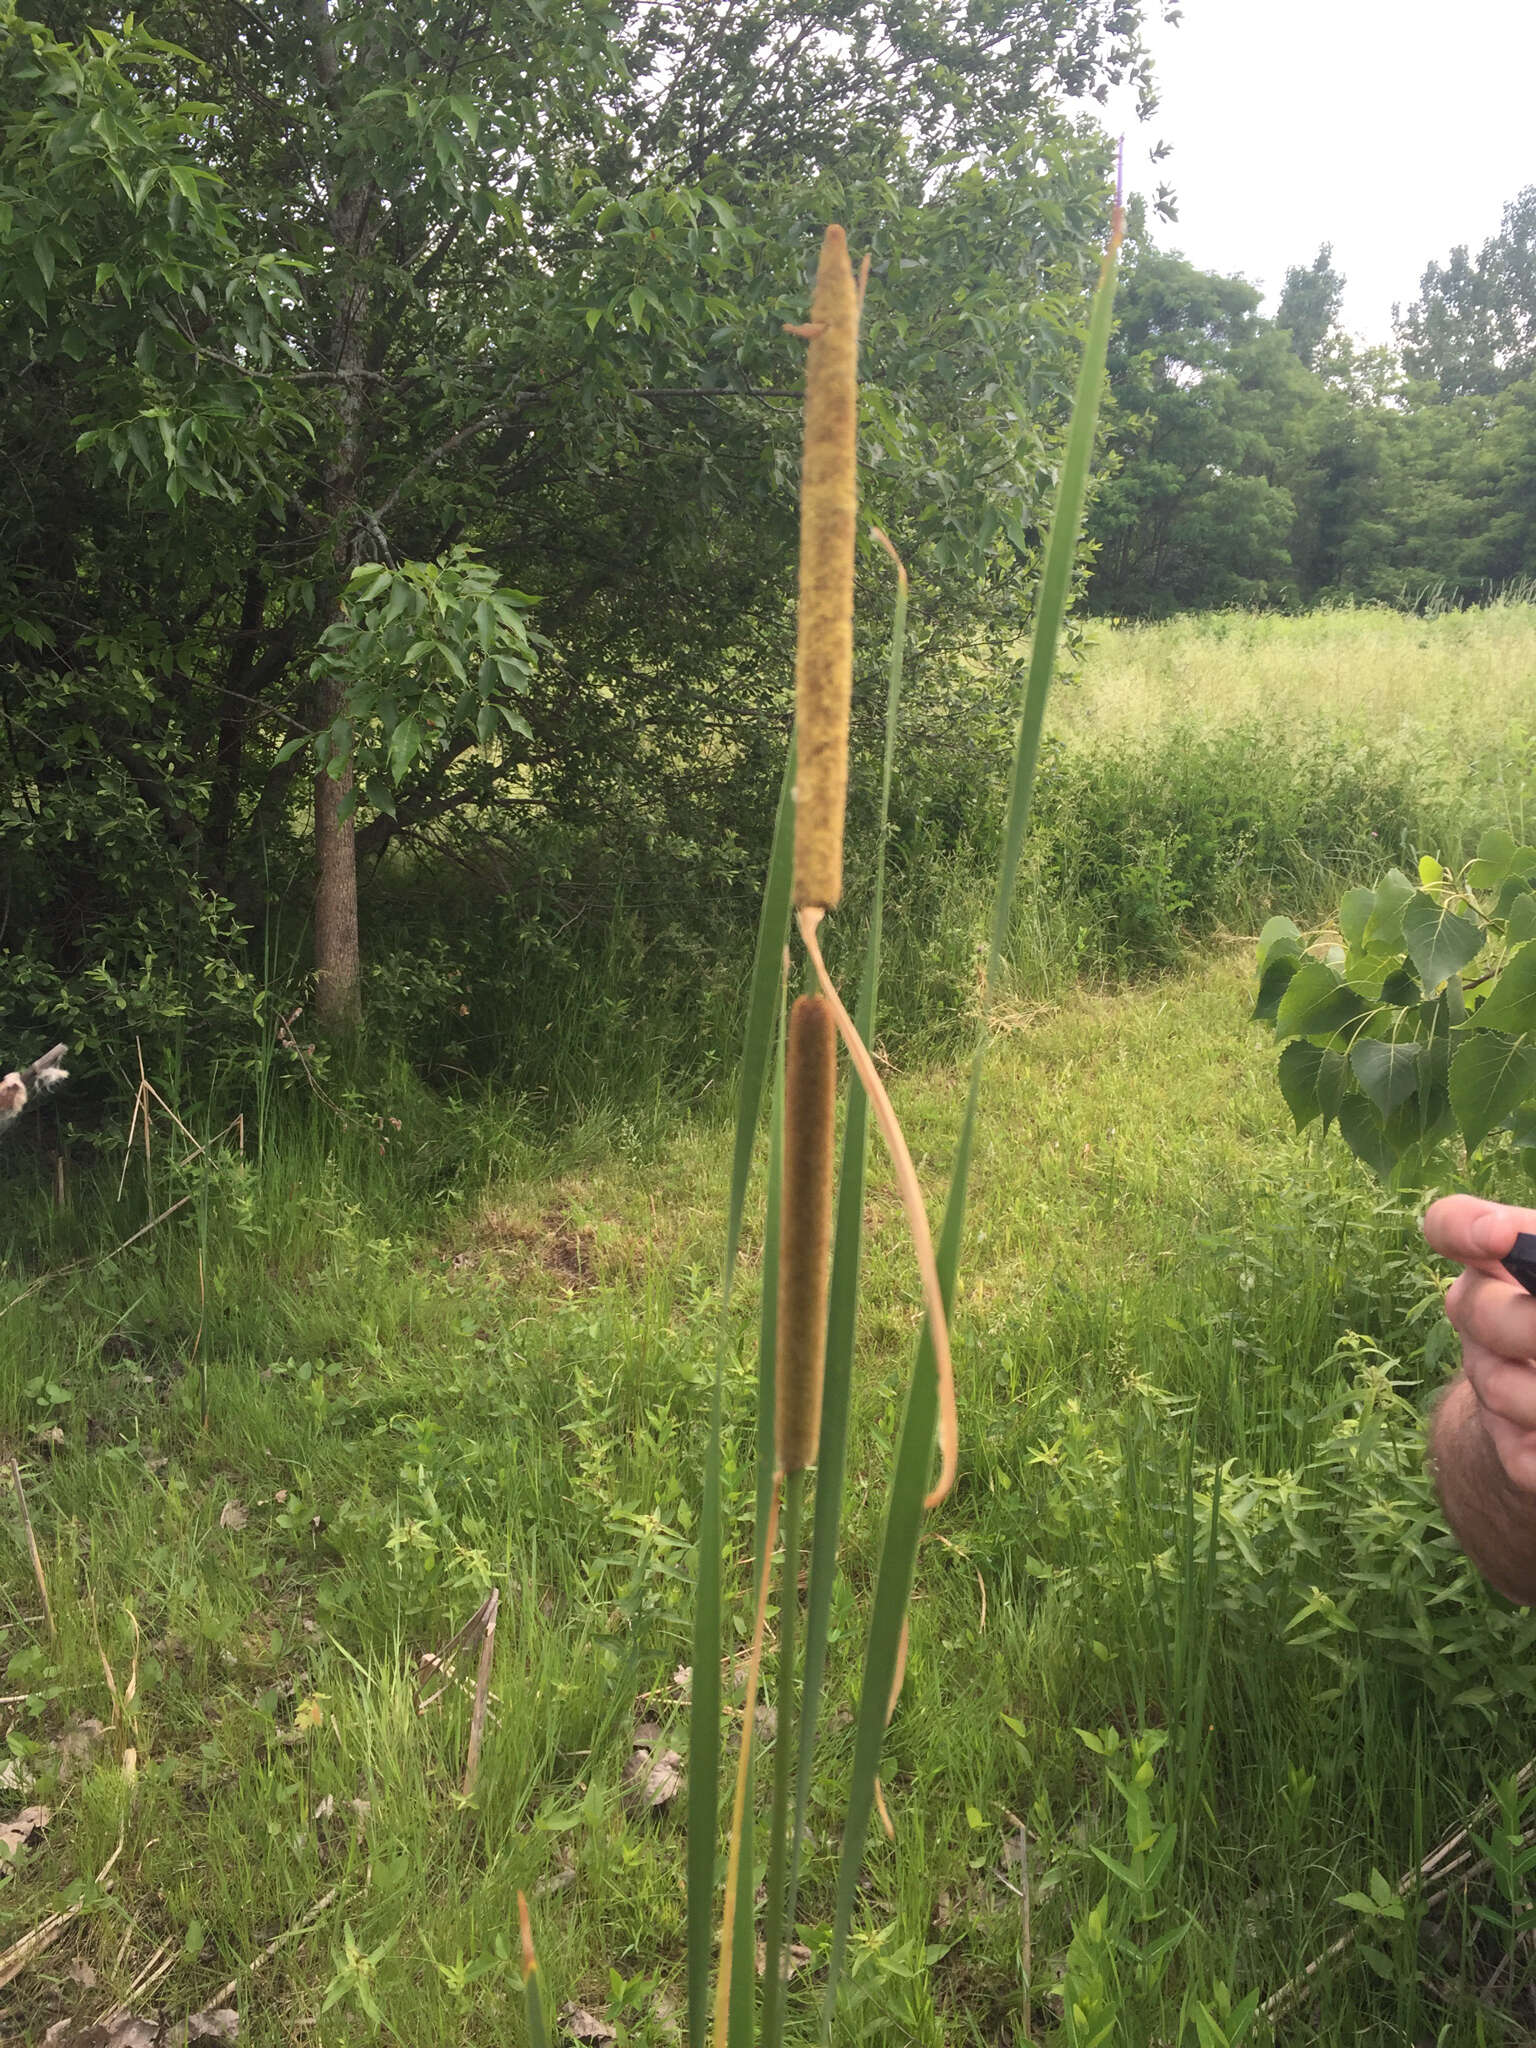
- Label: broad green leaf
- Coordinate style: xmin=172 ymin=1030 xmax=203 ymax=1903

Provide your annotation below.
xmin=386 ymin=715 xmax=420 ymax=781
xmin=1251 ymin=951 xmax=1299 ymax=1025
xmin=1364 ymin=867 xmax=1416 ymax=950
xmin=1473 ymin=942 xmax=1536 ymax=1036
xmin=1469 ymin=826 xmax=1519 ymax=889
xmin=1400 ymin=891 xmax=1483 ymax=992
xmin=1449 ymin=1031 xmax=1536 ymax=1152
xmin=1337 ymin=1097 xmax=1397 ymax=1181
xmin=1418 ymin=855 xmax=1443 ymax=886
xmin=1277 ymin=1041 xmax=1323 ymax=1130
xmin=1509 ymin=894 xmax=1536 ymax=946
xmin=1381 ymin=964 xmax=1422 ymax=1006
xmin=1349 ymin=1037 xmax=1421 ymax=1116
xmin=1274 ymin=959 xmax=1362 ymax=1040
xmin=1256 ymin=915 xmax=1302 ymax=971
xmin=1338 ymin=888 xmax=1375 ymax=951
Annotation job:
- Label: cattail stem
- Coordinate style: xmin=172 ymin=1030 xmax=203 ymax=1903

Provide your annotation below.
xmin=712 ymin=1478 xmax=782 ymax=2048
xmin=775 ymin=995 xmax=837 ymax=1474
xmin=760 ymin=1466 xmax=806 ymax=2048
xmin=790 ymin=226 xmax=861 ymax=913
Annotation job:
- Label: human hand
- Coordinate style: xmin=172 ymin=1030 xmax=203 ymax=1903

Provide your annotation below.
xmin=1423 ymin=1195 xmax=1536 ymax=1491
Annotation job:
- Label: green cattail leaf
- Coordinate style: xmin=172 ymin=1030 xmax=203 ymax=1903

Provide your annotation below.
xmin=759 ymin=1466 xmax=807 ymax=2046
xmin=524 ymin=1967 xmax=551 ymax=2048
xmin=519 ymin=1896 xmax=552 ymax=2048
xmin=733 ymin=1000 xmax=782 ymax=2048
xmin=824 ymin=219 xmax=1123 ymax=2026
xmin=779 ymin=554 xmax=908 ymax=2025
xmin=689 ymin=735 xmax=798 ymax=2048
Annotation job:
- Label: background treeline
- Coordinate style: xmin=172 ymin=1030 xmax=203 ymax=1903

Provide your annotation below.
xmin=1087 ymin=192 xmax=1536 ymax=614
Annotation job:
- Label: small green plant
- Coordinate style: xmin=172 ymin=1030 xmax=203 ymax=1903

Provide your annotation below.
xmin=1060 ymin=1727 xmax=1260 ymax=2048
xmin=1256 ymin=831 xmax=1536 ymax=1185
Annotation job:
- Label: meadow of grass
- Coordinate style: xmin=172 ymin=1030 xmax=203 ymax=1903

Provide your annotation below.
xmin=5 ymin=605 xmax=1536 ymax=2045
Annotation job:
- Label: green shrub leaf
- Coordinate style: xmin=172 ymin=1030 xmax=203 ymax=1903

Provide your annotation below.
xmin=1252 ymin=951 xmax=1300 ymax=1024
xmin=1277 ymin=1041 xmax=1323 ymax=1129
xmin=1256 ymin=915 xmax=1303 ymax=971
xmin=1338 ymin=888 xmax=1376 ymax=951
xmin=1363 ymin=867 xmax=1417 ymax=950
xmin=1472 ymin=941 xmax=1536 ymax=1035
xmin=1400 ymin=892 xmax=1483 ymax=992
xmin=1449 ymin=1030 xmax=1536 ymax=1152
xmin=1336 ymin=1096 xmax=1397 ymax=1180
xmin=1349 ymin=1038 xmax=1421 ymax=1117
xmin=1275 ymin=959 xmax=1363 ymax=1040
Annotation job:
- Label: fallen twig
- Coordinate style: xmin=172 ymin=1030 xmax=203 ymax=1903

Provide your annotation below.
xmin=462 ymin=1586 xmax=500 ymax=1797
xmin=204 ymin=1882 xmax=340 ymax=2011
xmin=8 ymin=1456 xmax=54 ymax=1638
xmin=1262 ymin=1760 xmax=1536 ymax=2025
xmin=0 ymin=1832 xmax=123 ymax=1992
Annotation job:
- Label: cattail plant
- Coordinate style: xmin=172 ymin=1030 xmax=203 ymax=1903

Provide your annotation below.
xmin=521 ymin=172 xmax=1126 ymax=2045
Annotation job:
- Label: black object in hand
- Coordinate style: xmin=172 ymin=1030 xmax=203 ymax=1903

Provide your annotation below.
xmin=1503 ymin=1232 xmax=1536 ymax=1297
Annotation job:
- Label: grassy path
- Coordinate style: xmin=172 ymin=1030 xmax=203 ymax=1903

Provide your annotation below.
xmin=3 ymin=956 xmax=1534 ymax=2044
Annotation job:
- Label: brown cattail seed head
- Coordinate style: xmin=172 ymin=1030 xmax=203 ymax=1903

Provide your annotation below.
xmin=792 ymin=225 xmax=860 ymax=912
xmin=775 ymin=994 xmax=838 ymax=1472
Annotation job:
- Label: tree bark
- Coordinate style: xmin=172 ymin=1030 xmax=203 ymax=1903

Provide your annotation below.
xmin=307 ymin=0 xmax=377 ymax=1038
xmin=313 ymin=682 xmax=362 ymax=1034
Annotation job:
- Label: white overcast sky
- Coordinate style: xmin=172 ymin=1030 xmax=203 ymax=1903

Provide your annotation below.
xmin=1096 ymin=0 xmax=1536 ymax=343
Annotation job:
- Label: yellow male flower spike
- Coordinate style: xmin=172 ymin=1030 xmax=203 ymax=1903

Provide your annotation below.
xmin=775 ymin=994 xmax=838 ymax=1472
xmin=789 ymin=224 xmax=862 ymax=913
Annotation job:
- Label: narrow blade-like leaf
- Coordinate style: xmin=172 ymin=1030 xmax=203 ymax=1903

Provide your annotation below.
xmin=825 ymin=197 xmax=1125 ymax=2024
xmin=782 ymin=546 xmax=909 ymax=2020
xmin=689 ymin=737 xmax=797 ymax=2047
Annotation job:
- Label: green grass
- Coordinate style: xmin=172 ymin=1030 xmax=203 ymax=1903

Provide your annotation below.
xmin=7 ymin=607 xmax=1536 ymax=2043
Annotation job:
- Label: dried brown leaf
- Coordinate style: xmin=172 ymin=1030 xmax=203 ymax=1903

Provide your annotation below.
xmin=0 ymin=1803 xmax=50 ymax=1857
xmin=557 ymin=2004 xmax=616 ymax=2043
xmin=621 ymin=1744 xmax=682 ymax=1813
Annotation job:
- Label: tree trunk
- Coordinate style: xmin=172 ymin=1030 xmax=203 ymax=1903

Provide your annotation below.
xmin=313 ymin=676 xmax=362 ymax=1035
xmin=307 ymin=0 xmax=377 ymax=1038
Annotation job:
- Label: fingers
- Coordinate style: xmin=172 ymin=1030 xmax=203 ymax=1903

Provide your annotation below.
xmin=1447 ymin=1266 xmax=1536 ymax=1365
xmin=1423 ymin=1195 xmax=1536 ymax=1267
xmin=1481 ymin=1407 xmax=1536 ymax=1493
xmin=1464 ymin=1335 xmax=1536 ymax=1430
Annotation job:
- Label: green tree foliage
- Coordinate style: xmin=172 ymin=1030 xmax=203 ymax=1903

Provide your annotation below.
xmin=1276 ymin=242 xmax=1345 ymax=372
xmin=1084 ymin=247 xmax=1308 ymax=615
xmin=1397 ymin=187 xmax=1536 ymax=398
xmin=2 ymin=0 xmax=1160 ymax=1059
xmin=1086 ymin=198 xmax=1536 ymax=615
